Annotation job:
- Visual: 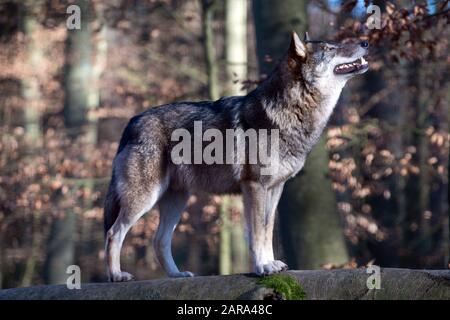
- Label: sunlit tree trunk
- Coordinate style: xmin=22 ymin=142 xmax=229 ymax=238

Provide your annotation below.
xmin=200 ymin=0 xmax=234 ymax=274
xmin=253 ymin=0 xmax=349 ymax=269
xmin=225 ymin=0 xmax=247 ymax=97
xmin=224 ymin=0 xmax=249 ymax=274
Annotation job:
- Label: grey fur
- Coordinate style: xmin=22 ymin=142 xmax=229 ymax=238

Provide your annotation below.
xmin=104 ymin=32 xmax=369 ymax=281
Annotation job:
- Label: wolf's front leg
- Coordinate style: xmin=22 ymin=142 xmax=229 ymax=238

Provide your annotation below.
xmin=263 ymin=184 xmax=288 ymax=273
xmin=242 ymin=181 xmax=283 ymax=275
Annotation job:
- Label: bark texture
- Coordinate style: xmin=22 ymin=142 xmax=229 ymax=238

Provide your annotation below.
xmin=1 ymin=268 xmax=448 ymax=300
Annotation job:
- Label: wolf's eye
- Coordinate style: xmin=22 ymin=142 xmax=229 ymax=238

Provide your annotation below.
xmin=321 ymin=45 xmax=334 ymax=51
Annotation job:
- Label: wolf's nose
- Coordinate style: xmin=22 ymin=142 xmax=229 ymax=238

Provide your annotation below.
xmin=360 ymin=41 xmax=369 ymax=48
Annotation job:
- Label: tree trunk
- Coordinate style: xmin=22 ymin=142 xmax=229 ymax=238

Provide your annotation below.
xmin=252 ymin=0 xmax=308 ymax=76
xmin=44 ymin=211 xmax=77 ymax=284
xmin=79 ymin=5 xmax=108 ymax=277
xmin=224 ymin=0 xmax=249 ymax=274
xmin=201 ymin=0 xmax=220 ymax=101
xmin=447 ymin=141 xmax=450 ymax=267
xmin=85 ymin=18 xmax=107 ymax=145
xmin=230 ymin=214 xmax=248 ymax=274
xmin=402 ymin=63 xmax=430 ymax=267
xmin=361 ymin=0 xmax=407 ymax=267
xmin=225 ymin=0 xmax=247 ymax=96
xmin=21 ymin=1 xmax=43 ymax=145
xmin=18 ymin=0 xmax=45 ymax=288
xmin=63 ymin=0 xmax=93 ymax=132
xmin=45 ymin=0 xmax=94 ymax=284
xmin=278 ymin=138 xmax=349 ymax=268
xmin=201 ymin=0 xmax=236 ymax=274
xmin=253 ymin=0 xmax=349 ymax=269
xmin=20 ymin=211 xmax=41 ymax=287
xmin=219 ymin=197 xmax=232 ymax=275
xmin=0 ymin=219 xmax=4 ymax=289
xmin=2 ymin=269 xmax=449 ymax=300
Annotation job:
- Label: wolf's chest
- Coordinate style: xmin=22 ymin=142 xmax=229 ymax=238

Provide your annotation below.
xmin=273 ymin=95 xmax=341 ymax=181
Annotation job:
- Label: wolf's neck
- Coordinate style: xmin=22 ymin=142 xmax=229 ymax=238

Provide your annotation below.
xmin=251 ymin=69 xmax=345 ymax=135
xmin=313 ymin=76 xmax=346 ymax=127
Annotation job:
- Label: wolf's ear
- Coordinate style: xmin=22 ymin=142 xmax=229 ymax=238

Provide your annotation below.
xmin=289 ymin=31 xmax=306 ymax=59
xmin=304 ymin=32 xmax=310 ymax=42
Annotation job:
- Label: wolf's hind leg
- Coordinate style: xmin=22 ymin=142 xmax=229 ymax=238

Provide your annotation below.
xmin=154 ymin=190 xmax=193 ymax=278
xmin=105 ymin=186 xmax=164 ymax=282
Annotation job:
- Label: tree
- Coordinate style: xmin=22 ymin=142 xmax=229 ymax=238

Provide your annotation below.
xmin=201 ymin=0 xmax=220 ymax=101
xmin=252 ymin=0 xmax=307 ymax=76
xmin=225 ymin=0 xmax=247 ymax=97
xmin=62 ymin=0 xmax=97 ymax=136
xmin=45 ymin=0 xmax=95 ymax=284
xmin=44 ymin=209 xmax=77 ymax=284
xmin=19 ymin=0 xmax=44 ymax=287
xmin=253 ymin=0 xmax=349 ymax=269
xmin=79 ymin=1 xmax=108 ymax=275
xmin=21 ymin=0 xmax=43 ymax=145
xmin=201 ymin=0 xmax=234 ymax=275
xmin=224 ymin=0 xmax=249 ymax=274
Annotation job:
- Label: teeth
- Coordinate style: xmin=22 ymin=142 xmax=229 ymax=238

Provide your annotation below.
xmin=336 ymin=57 xmax=368 ymax=73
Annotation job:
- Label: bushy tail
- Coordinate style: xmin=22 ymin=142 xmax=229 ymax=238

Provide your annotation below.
xmin=104 ymin=175 xmax=120 ymax=236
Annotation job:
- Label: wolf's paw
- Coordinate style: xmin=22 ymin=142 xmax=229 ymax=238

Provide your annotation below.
xmin=254 ymin=260 xmax=288 ymax=276
xmin=253 ymin=264 xmax=265 ymax=276
xmin=263 ymin=262 xmax=282 ymax=275
xmin=254 ymin=263 xmax=279 ymax=276
xmin=169 ymin=271 xmax=195 ymax=278
xmin=272 ymin=260 xmax=288 ymax=271
xmin=110 ymin=271 xmax=135 ymax=282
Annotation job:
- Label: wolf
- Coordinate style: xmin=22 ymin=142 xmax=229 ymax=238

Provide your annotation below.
xmin=104 ymin=31 xmax=369 ymax=281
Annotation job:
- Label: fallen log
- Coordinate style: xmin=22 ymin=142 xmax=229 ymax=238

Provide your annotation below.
xmin=0 ymin=268 xmax=448 ymax=300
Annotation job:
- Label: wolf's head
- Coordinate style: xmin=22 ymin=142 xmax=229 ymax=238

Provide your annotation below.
xmin=286 ymin=31 xmax=369 ymax=86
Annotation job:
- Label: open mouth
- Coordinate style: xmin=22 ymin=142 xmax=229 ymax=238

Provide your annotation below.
xmin=334 ymin=56 xmax=369 ymax=75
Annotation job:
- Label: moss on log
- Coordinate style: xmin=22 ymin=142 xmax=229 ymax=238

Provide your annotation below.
xmin=0 ymin=268 xmax=448 ymax=300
